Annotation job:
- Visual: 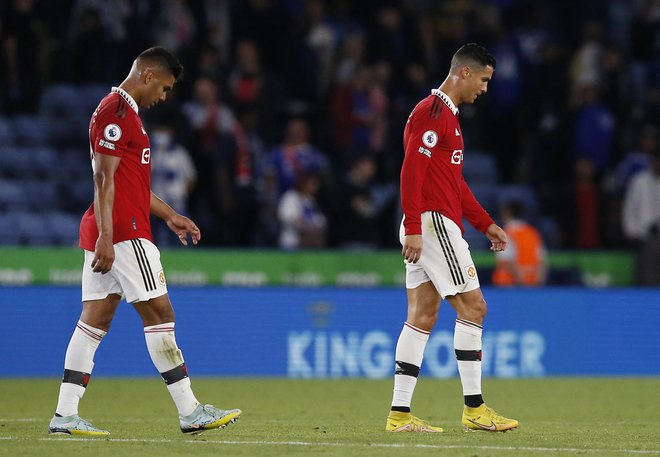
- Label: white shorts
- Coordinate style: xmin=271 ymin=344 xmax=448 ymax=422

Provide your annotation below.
xmin=400 ymin=212 xmax=480 ymax=298
xmin=82 ymin=238 xmax=168 ymax=303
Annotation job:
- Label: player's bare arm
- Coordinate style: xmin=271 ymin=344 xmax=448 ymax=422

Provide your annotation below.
xmin=150 ymin=192 xmax=201 ymax=245
xmin=91 ymin=153 xmax=121 ymax=273
xmin=402 ymin=234 xmax=423 ymax=263
xmin=486 ymin=223 xmax=508 ymax=252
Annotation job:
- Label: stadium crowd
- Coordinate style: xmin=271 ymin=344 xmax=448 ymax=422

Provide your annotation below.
xmin=0 ymin=0 xmax=658 ymax=252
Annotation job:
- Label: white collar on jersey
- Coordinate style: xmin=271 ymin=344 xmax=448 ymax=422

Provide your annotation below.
xmin=431 ymin=89 xmax=459 ymax=116
xmin=111 ymin=86 xmax=139 ymax=114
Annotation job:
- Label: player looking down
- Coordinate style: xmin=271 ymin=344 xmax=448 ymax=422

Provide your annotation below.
xmin=48 ymin=47 xmax=241 ymax=436
xmin=387 ymin=43 xmax=518 ymax=433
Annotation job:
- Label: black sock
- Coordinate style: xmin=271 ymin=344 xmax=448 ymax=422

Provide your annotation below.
xmin=390 ymin=406 xmax=411 ymax=413
xmin=464 ymin=394 xmax=484 ymax=408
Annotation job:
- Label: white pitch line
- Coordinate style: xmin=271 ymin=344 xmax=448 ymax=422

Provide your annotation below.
xmin=0 ymin=418 xmax=41 ymax=422
xmin=0 ymin=436 xmax=656 ymax=455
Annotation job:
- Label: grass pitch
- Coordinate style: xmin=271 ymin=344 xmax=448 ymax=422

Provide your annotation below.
xmin=1 ymin=377 xmax=659 ymax=457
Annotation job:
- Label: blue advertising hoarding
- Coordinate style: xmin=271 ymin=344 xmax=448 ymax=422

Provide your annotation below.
xmin=0 ymin=286 xmax=658 ymax=377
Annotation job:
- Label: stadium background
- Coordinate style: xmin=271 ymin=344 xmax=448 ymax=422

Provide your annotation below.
xmin=0 ymin=0 xmax=659 ymax=379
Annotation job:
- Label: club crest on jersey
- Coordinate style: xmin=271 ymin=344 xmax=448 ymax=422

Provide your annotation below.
xmin=422 ymin=130 xmax=438 ymax=148
xmin=141 ymin=147 xmax=151 ymax=164
xmin=104 ymin=123 xmax=122 ymax=141
xmin=465 ymin=264 xmax=477 ymax=280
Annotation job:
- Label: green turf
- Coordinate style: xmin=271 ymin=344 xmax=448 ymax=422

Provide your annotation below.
xmin=1 ymin=378 xmax=659 ymax=456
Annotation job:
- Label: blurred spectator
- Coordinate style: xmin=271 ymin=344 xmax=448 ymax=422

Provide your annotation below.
xmin=69 ymin=7 xmax=111 ymax=84
xmin=182 ymin=76 xmax=255 ymax=245
xmin=334 ymin=31 xmax=365 ymax=85
xmin=600 ymin=124 xmax=658 ymax=247
xmin=572 ymin=158 xmax=602 ymax=249
xmin=152 ymin=0 xmax=197 ymax=55
xmin=333 ymin=155 xmax=379 ymax=249
xmin=265 ymin=117 xmax=329 ymax=197
xmin=485 ymin=27 xmax=525 ymax=182
xmin=232 ymin=0 xmax=290 ymax=74
xmin=573 ymin=84 xmax=616 ymax=173
xmin=622 ymin=149 xmax=660 ymax=285
xmin=277 ymin=172 xmax=327 ymax=250
xmin=202 ymin=0 xmax=231 ymax=61
xmin=304 ymin=0 xmax=337 ymax=98
xmin=569 ymin=22 xmax=604 ymax=91
xmin=149 ymin=123 xmax=197 ymax=246
xmin=366 ymin=5 xmax=406 ymax=77
xmin=1 ymin=0 xmax=51 ymax=113
xmin=600 ymin=44 xmax=627 ymax=116
xmin=226 ymin=38 xmax=285 ymax=143
xmin=608 ymin=124 xmax=658 ymax=195
xmin=227 ymin=39 xmax=264 ymax=110
xmin=194 ymin=44 xmax=228 ymax=88
xmin=493 ymin=200 xmax=547 ymax=287
xmin=238 ymin=109 xmax=274 ymax=246
xmin=325 ymin=0 xmax=362 ymax=43
xmin=331 ymin=63 xmax=390 ymax=171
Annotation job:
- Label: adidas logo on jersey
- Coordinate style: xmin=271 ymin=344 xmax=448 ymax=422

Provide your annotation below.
xmin=455 ymin=128 xmax=461 ymax=136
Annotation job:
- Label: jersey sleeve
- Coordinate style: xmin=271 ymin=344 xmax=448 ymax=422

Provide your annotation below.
xmin=400 ymin=109 xmax=446 ymax=235
xmin=91 ymin=104 xmax=132 ymax=158
xmin=460 ymin=176 xmax=495 ymax=233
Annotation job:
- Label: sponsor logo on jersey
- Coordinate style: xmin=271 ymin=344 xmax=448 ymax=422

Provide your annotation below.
xmin=104 ymin=123 xmax=122 ymax=141
xmin=455 ymin=128 xmax=461 ymax=136
xmin=451 ymin=149 xmax=463 ymax=164
xmin=418 ymin=146 xmax=432 ymax=158
xmin=422 ymin=130 xmax=438 ymax=148
xmin=141 ymin=147 xmax=151 ymax=164
xmin=98 ymin=139 xmax=116 ymax=150
xmin=465 ymin=264 xmax=477 ymax=280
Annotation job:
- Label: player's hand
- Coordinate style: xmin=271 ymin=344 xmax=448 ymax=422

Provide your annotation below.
xmin=486 ymin=223 xmax=507 ymax=252
xmin=92 ymin=235 xmax=115 ymax=273
xmin=167 ymin=214 xmax=201 ymax=246
xmin=402 ymin=234 xmax=423 ymax=263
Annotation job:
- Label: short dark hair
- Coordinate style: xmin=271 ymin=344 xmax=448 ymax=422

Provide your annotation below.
xmin=137 ymin=46 xmax=184 ymax=81
xmin=451 ymin=43 xmax=496 ymax=71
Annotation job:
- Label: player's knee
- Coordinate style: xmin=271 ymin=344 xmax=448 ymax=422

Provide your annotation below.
xmin=468 ymin=297 xmax=487 ymax=322
xmin=418 ymin=312 xmax=438 ymax=330
xmin=456 ymin=296 xmax=487 ymax=324
xmin=82 ymin=316 xmax=113 ymax=332
xmin=416 ymin=301 xmax=440 ymax=329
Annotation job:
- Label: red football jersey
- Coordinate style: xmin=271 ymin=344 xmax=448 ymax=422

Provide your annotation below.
xmin=400 ymin=89 xmax=493 ymax=236
xmin=79 ymin=87 xmax=153 ymax=250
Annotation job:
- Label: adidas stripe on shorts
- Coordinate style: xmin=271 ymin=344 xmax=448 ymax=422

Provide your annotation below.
xmin=82 ymin=238 xmax=167 ymax=303
xmin=400 ymin=211 xmax=480 ymax=298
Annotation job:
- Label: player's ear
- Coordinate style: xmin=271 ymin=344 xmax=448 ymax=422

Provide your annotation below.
xmin=462 ymin=66 xmax=471 ymax=79
xmin=143 ymin=68 xmax=154 ymax=85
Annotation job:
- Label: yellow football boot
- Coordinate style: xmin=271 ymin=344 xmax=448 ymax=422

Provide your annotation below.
xmin=462 ymin=404 xmax=518 ymax=432
xmin=386 ymin=411 xmax=443 ymax=432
